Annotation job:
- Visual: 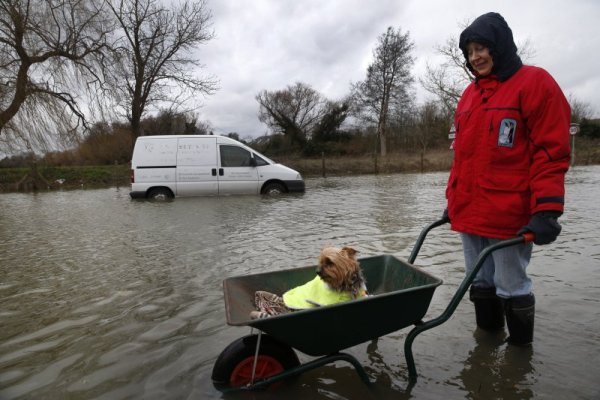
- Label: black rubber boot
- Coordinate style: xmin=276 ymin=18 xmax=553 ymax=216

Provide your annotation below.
xmin=504 ymin=293 xmax=535 ymax=346
xmin=469 ymin=286 xmax=505 ymax=331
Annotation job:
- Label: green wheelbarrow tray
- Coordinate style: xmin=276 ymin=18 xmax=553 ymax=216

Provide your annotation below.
xmin=223 ymin=254 xmax=442 ymax=356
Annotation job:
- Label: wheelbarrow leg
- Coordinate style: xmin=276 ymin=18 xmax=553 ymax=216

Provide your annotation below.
xmin=247 ymin=352 xmax=372 ymax=390
xmin=404 ymin=235 xmax=529 ymax=382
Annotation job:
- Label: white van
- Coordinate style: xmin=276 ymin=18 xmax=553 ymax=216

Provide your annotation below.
xmin=129 ymin=135 xmax=305 ymax=199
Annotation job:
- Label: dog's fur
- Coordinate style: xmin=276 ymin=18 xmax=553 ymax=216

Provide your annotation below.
xmin=317 ymin=246 xmax=366 ymax=298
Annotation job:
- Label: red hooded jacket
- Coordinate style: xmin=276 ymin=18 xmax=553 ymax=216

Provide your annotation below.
xmin=447 ymin=65 xmax=571 ymax=239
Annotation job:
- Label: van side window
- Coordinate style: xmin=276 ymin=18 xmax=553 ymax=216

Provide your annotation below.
xmin=254 ymin=154 xmax=269 ymax=166
xmin=220 ymin=145 xmax=252 ymax=167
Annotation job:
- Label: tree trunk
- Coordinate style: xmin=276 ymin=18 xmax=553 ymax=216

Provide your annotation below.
xmin=131 ymin=99 xmax=143 ymax=138
xmin=0 ymin=62 xmax=31 ymax=133
xmin=379 ymin=126 xmax=387 ymax=157
xmin=373 ymin=152 xmax=379 ymax=175
xmin=377 ymin=90 xmax=390 ymax=157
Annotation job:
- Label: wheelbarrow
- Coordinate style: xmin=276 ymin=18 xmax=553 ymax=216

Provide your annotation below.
xmin=211 ymin=219 xmax=534 ymax=391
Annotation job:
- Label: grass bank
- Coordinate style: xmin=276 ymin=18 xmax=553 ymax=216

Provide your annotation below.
xmin=276 ymin=148 xmax=454 ymax=177
xmin=0 ymin=164 xmax=131 ymax=192
xmin=0 ymin=139 xmax=598 ymax=193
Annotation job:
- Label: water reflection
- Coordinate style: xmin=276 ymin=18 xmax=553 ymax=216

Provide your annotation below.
xmin=365 ymin=338 xmax=412 ymax=397
xmin=458 ymin=330 xmax=534 ymax=399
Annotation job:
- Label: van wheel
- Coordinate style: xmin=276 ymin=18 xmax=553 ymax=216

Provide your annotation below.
xmin=262 ymin=183 xmax=286 ymax=196
xmin=147 ymin=188 xmax=173 ymax=201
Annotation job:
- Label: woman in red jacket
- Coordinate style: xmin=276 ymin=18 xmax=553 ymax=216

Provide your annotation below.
xmin=445 ymin=12 xmax=571 ymax=345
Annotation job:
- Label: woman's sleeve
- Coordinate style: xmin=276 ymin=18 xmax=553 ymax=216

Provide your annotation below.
xmin=521 ymin=69 xmax=571 ymax=214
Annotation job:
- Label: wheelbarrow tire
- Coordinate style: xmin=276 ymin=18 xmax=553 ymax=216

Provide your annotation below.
xmin=212 ymin=333 xmax=300 ymax=390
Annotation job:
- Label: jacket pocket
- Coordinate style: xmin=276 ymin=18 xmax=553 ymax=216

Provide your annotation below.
xmin=477 ymin=171 xmax=528 ymax=192
xmin=477 ymin=171 xmax=530 ymax=220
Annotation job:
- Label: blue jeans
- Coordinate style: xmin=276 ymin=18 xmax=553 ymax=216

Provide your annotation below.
xmin=460 ymin=233 xmax=533 ymax=298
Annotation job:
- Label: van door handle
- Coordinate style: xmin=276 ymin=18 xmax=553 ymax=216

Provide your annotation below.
xmin=219 ymin=168 xmax=224 ymax=176
xmin=211 ymin=168 xmax=217 ymax=176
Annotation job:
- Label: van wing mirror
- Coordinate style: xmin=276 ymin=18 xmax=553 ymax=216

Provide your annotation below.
xmin=249 ymin=157 xmax=257 ymax=167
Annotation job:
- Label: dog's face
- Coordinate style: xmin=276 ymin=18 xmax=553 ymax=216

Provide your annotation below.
xmin=317 ymin=246 xmax=362 ymax=292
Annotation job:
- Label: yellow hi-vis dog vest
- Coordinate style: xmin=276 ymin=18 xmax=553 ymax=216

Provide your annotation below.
xmin=282 ymin=276 xmax=366 ymax=309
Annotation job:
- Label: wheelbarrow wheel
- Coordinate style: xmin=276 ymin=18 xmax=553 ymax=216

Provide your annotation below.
xmin=212 ymin=334 xmax=300 ymax=390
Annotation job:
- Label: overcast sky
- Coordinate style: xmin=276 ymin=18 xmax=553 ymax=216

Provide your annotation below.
xmin=195 ymin=0 xmax=600 ymax=138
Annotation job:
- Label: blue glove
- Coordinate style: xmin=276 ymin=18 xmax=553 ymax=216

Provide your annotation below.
xmin=518 ymin=211 xmax=562 ymax=245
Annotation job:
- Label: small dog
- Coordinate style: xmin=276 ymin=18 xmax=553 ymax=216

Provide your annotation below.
xmin=251 ymin=246 xmax=367 ymax=319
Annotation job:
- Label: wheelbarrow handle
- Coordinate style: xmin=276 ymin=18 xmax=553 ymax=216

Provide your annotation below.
xmin=522 ymin=231 xmax=535 ymax=243
xmin=404 ymin=230 xmax=535 ymax=383
xmin=407 ymin=217 xmax=449 ymax=264
xmin=408 ymin=221 xmax=536 ymax=264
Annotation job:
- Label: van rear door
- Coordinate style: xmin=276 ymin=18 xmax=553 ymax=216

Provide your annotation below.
xmin=176 ymin=137 xmax=219 ymax=196
xmin=218 ymin=144 xmax=260 ymax=194
xmin=131 ymin=137 xmax=177 ymax=193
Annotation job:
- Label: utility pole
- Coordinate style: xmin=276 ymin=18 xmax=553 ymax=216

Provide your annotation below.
xmin=569 ymin=123 xmax=580 ymax=167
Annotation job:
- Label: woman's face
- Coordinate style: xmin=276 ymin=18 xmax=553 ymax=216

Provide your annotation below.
xmin=467 ymin=42 xmax=493 ymax=76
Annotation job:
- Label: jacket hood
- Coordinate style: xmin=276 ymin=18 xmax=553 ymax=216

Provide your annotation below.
xmin=459 ymin=12 xmax=522 ymax=81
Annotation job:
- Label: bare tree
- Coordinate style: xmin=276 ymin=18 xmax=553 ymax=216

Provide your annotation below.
xmin=413 ymin=101 xmax=448 ymax=170
xmin=106 ymin=0 xmax=217 ymax=138
xmin=350 ymin=26 xmax=414 ymax=156
xmin=420 ymin=37 xmax=470 ymax=115
xmin=312 ymin=100 xmax=350 ymax=143
xmin=0 ymin=0 xmax=112 ymax=153
xmin=568 ymin=94 xmax=594 ymax=123
xmin=256 ymin=82 xmax=327 ymax=148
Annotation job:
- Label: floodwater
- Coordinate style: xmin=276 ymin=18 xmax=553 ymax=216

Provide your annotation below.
xmin=0 ymin=166 xmax=599 ymax=400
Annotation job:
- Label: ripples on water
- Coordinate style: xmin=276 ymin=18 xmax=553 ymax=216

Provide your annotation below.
xmin=1 ymin=167 xmax=599 ymax=399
